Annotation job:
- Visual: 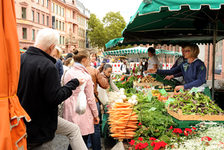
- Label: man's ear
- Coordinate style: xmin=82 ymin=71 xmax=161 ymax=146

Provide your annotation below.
xmin=49 ymin=44 xmax=56 ymax=55
xmin=50 ymin=44 xmax=55 ymax=51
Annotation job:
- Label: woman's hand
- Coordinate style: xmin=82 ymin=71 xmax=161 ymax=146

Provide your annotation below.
xmin=78 ymin=78 xmax=85 ymax=85
xmin=98 ymin=63 xmax=105 ymax=73
xmin=148 ymin=68 xmax=157 ymax=74
xmin=175 ymin=85 xmax=184 ymax=92
xmin=164 ymin=75 xmax=174 ymax=80
xmin=94 ymin=117 xmax=100 ymax=124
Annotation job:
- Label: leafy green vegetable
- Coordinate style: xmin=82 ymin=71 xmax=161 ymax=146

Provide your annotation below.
xmin=169 ymin=92 xmax=224 ymax=115
xmin=134 ymin=96 xmax=175 ymax=138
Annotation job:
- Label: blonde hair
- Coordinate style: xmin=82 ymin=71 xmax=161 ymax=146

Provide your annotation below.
xmin=54 ymin=46 xmax=62 ymax=59
xmin=72 ymin=49 xmax=90 ymax=63
xmin=183 ymin=44 xmax=200 ymax=58
xmin=64 ymin=57 xmax=74 ymax=66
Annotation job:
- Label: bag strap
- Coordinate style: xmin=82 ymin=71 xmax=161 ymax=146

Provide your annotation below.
xmin=94 ymin=93 xmax=101 ymax=105
xmin=61 ymin=68 xmax=69 ymax=86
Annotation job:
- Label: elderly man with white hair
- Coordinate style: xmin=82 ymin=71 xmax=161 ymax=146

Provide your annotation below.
xmin=17 ymin=28 xmax=87 ymax=150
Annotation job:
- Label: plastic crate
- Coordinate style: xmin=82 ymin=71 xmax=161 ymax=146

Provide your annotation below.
xmin=155 ymin=74 xmax=180 ymax=87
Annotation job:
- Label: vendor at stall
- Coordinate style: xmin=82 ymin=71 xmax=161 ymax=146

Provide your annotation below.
xmin=120 ymin=60 xmax=130 ymax=74
xmin=149 ymin=44 xmax=206 ymax=91
xmin=164 ymin=46 xmax=187 ymax=83
xmin=144 ymin=47 xmax=160 ymax=75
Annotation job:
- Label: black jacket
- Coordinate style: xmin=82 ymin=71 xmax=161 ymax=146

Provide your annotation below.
xmin=17 ymin=46 xmax=80 ymax=144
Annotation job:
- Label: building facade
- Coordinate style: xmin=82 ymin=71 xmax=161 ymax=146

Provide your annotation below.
xmin=15 ymin=0 xmax=51 ymax=49
xmin=75 ymin=0 xmax=90 ymax=50
xmin=15 ymin=0 xmax=89 ymax=53
xmin=51 ymin=0 xmax=67 ymax=50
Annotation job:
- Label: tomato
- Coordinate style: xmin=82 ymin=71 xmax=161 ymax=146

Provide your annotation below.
xmin=120 ymin=77 xmax=125 ymax=81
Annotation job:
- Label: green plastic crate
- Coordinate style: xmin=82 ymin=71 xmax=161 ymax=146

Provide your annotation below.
xmin=155 ymin=74 xmax=180 ymax=87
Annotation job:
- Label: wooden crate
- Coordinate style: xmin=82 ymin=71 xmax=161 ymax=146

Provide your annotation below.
xmin=133 ymin=81 xmax=163 ymax=87
xmin=167 ymin=107 xmax=224 ymax=121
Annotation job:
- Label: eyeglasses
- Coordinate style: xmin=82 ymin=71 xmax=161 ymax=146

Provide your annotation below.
xmin=184 ymin=50 xmax=191 ymax=53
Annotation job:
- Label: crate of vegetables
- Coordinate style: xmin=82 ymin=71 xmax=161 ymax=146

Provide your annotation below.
xmin=167 ymin=92 xmax=224 ymax=121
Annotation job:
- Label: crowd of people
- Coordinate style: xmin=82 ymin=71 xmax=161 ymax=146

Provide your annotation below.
xmin=18 ymin=28 xmax=118 ymax=150
xmin=119 ymin=45 xmax=207 ymax=92
xmin=17 ymin=28 xmax=208 ymax=150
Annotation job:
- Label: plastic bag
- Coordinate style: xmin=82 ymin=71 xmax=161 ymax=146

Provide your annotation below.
xmin=75 ymin=82 xmax=87 ymax=115
xmin=97 ymin=85 xmax=109 ymax=105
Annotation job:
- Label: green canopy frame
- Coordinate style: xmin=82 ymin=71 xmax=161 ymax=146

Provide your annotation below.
xmin=103 ymin=47 xmax=181 ymax=57
xmin=122 ymin=0 xmax=224 ymax=100
xmin=105 ymin=37 xmax=124 ymax=49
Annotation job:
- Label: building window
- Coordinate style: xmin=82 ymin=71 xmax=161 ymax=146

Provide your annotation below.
xmin=51 ymin=3 xmax=54 ymax=12
xmin=22 ymin=28 xmax=27 ymax=39
xmin=73 ymin=11 xmax=75 ymax=19
xmin=21 ymin=7 xmax=26 ymax=19
xmin=63 ymin=36 xmax=65 ymax=45
xmin=215 ymin=40 xmax=223 ymax=74
xmin=37 ymin=12 xmax=40 ymax=23
xmin=59 ymin=35 xmax=61 ymax=44
xmin=42 ymin=0 xmax=44 ymax=6
xmin=59 ymin=6 xmax=61 ymax=16
xmin=56 ymin=5 xmax=58 ymax=14
xmin=47 ymin=16 xmax=49 ymax=26
xmin=42 ymin=14 xmax=45 ymax=25
xmin=56 ymin=20 xmax=58 ymax=29
xmin=46 ymin=0 xmax=49 ymax=8
xmin=52 ymin=16 xmax=55 ymax=28
xmin=62 ymin=22 xmax=64 ymax=31
xmin=73 ymin=24 xmax=75 ymax=33
xmin=59 ymin=21 xmax=61 ymax=30
xmin=62 ymin=8 xmax=64 ymax=17
xmin=36 ymin=0 xmax=39 ymax=3
xmin=32 ymin=10 xmax=35 ymax=22
xmin=32 ymin=29 xmax=35 ymax=41
xmin=72 ymin=0 xmax=74 ymax=5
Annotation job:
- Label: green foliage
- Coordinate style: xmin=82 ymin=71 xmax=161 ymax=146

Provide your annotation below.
xmin=88 ymin=14 xmax=107 ymax=48
xmin=87 ymin=12 xmax=126 ymax=49
xmin=103 ymin=12 xmax=126 ymax=43
xmin=134 ymin=96 xmax=175 ymax=139
xmin=169 ymin=92 xmax=223 ymax=115
xmin=114 ymin=76 xmax=134 ymax=89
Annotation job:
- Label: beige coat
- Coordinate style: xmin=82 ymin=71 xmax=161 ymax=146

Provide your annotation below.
xmin=86 ymin=66 xmax=110 ymax=102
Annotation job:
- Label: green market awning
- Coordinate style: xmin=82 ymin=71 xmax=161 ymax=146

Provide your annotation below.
xmin=122 ymin=0 xmax=224 ymax=100
xmin=103 ymin=47 xmax=181 ymax=56
xmin=105 ymin=37 xmax=124 ymax=49
xmin=122 ymin=0 xmax=224 ymax=45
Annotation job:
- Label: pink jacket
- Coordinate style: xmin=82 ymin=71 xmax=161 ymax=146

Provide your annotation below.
xmin=63 ymin=63 xmax=98 ymax=135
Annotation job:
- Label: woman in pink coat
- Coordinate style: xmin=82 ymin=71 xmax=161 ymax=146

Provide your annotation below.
xmin=63 ymin=49 xmax=99 ymax=146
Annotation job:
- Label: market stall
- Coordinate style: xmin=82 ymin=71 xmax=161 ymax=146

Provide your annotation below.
xmin=104 ymin=47 xmax=181 ymax=74
xmin=122 ymin=0 xmax=224 ymax=100
xmin=103 ymin=77 xmax=224 ymax=149
xmin=101 ymin=1 xmax=224 ymax=149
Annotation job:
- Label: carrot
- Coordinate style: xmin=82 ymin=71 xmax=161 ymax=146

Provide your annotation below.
xmin=108 ymin=102 xmax=138 ymax=141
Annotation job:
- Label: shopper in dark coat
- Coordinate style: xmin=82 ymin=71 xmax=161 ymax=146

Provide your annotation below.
xmin=17 ymin=28 xmax=84 ymax=149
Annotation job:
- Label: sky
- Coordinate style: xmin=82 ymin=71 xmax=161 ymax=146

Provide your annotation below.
xmin=79 ymin=0 xmax=142 ymax=23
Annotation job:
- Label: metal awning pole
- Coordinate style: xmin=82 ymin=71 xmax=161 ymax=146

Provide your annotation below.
xmin=212 ymin=22 xmax=217 ymax=100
